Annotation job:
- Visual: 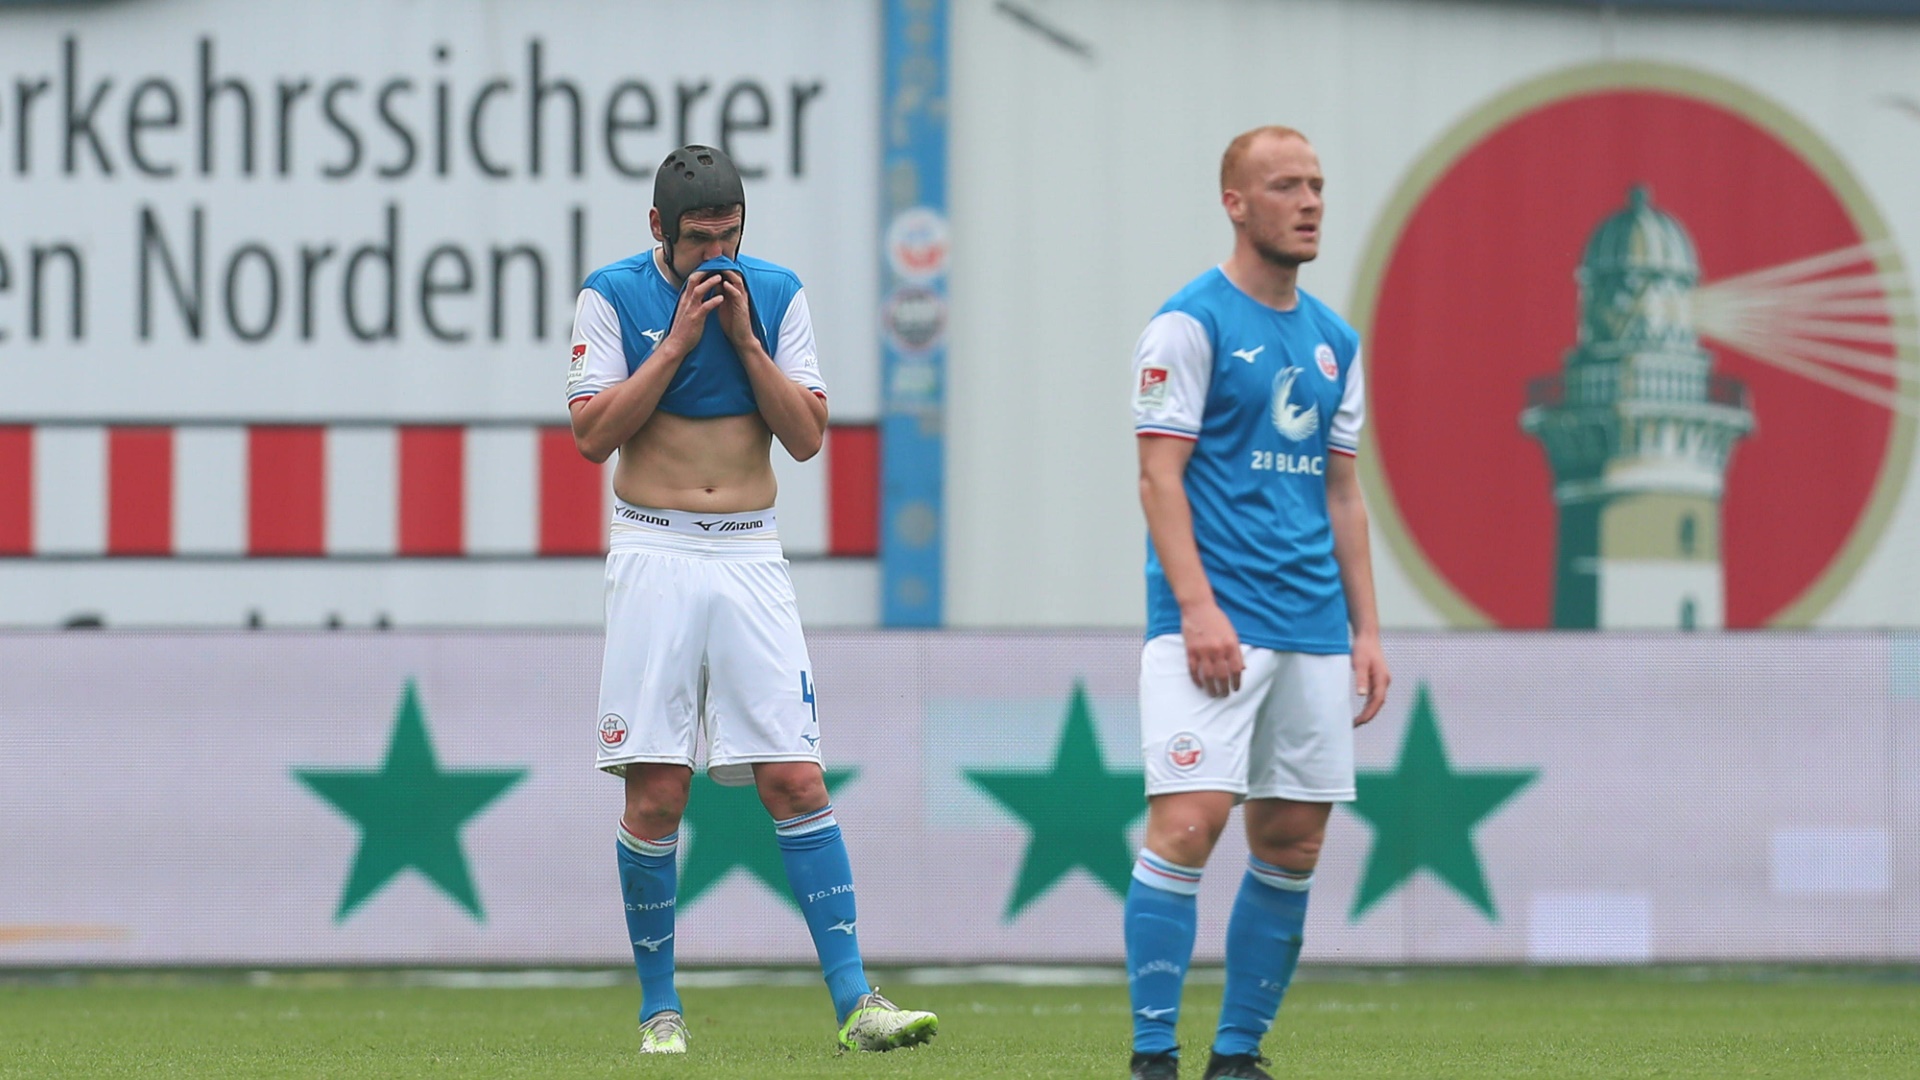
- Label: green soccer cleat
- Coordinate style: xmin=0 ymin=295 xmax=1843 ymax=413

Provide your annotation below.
xmin=1201 ymin=1051 xmax=1274 ymax=1079
xmin=835 ymin=989 xmax=939 ymax=1051
xmin=637 ymin=1009 xmax=689 ymax=1054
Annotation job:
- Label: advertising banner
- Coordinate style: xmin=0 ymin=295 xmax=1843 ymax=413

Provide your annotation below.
xmin=941 ymin=1 xmax=1920 ymax=631
xmin=3 ymin=630 xmax=1914 ymax=965
xmin=1355 ymin=64 xmax=1919 ymax=631
xmin=0 ymin=0 xmax=883 ymax=627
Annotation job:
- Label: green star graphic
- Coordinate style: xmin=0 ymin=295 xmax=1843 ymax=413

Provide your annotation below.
xmin=679 ymin=769 xmax=857 ymax=910
xmin=294 ymin=681 xmax=526 ymax=922
xmin=966 ymin=682 xmax=1146 ymax=922
xmin=1346 ymin=683 xmax=1537 ymax=921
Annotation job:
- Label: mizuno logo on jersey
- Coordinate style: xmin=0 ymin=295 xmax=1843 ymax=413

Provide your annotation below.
xmin=1232 ymin=345 xmax=1265 ymax=364
xmin=640 ymin=328 xmax=666 ymax=347
xmin=1270 ymin=366 xmax=1320 ymax=442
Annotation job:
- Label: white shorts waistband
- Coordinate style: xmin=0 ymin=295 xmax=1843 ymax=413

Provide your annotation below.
xmin=610 ymin=500 xmax=782 ymax=559
xmin=612 ymin=499 xmax=777 ymax=536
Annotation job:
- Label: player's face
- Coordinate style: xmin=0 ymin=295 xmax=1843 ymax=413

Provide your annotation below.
xmin=1224 ymin=135 xmax=1324 ymax=267
xmin=651 ymin=206 xmax=744 ymax=279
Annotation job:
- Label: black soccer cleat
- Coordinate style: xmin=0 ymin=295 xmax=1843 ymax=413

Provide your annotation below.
xmin=1130 ymin=1050 xmax=1181 ymax=1080
xmin=1201 ymin=1051 xmax=1275 ymax=1080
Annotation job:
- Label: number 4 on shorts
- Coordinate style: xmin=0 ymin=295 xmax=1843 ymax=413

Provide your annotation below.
xmin=800 ymin=671 xmax=818 ymax=725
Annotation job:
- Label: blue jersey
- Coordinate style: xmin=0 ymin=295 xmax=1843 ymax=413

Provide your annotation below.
xmin=566 ymin=251 xmax=824 ymax=417
xmin=1132 ymin=268 xmax=1366 ymax=654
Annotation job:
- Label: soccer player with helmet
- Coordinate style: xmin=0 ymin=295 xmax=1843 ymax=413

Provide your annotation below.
xmin=1123 ymin=126 xmax=1391 ymax=1080
xmin=566 ymin=144 xmax=937 ymax=1056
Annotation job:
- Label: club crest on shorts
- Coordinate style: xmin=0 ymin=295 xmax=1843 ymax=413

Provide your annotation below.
xmin=1315 ymin=343 xmax=1338 ymax=380
xmin=1167 ymin=732 xmax=1204 ymax=770
xmin=598 ymin=713 xmax=628 ymax=750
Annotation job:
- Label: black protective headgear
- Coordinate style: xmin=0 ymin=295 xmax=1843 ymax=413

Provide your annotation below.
xmin=654 ymin=145 xmax=745 ymax=268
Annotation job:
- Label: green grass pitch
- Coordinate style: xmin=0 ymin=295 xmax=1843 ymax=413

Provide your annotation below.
xmin=3 ymin=968 xmax=1917 ymax=1078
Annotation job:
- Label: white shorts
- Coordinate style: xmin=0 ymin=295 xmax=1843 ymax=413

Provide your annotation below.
xmin=1139 ymin=634 xmax=1356 ymax=802
xmin=595 ymin=502 xmax=820 ymax=786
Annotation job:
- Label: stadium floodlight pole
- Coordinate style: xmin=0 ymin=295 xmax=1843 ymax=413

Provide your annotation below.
xmin=877 ymin=0 xmax=950 ymax=627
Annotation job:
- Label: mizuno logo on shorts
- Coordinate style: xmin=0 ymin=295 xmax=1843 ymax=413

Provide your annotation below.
xmin=618 ymin=507 xmax=671 ymax=527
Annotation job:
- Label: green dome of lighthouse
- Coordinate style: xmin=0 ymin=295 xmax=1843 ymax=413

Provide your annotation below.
xmin=1580 ymin=185 xmax=1699 ymax=284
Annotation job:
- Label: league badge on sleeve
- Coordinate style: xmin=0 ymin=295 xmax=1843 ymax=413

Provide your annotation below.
xmin=1138 ymin=366 xmax=1170 ymax=409
xmin=568 ymin=343 xmax=588 ymax=391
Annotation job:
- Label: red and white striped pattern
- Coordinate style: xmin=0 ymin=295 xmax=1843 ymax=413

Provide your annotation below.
xmin=0 ymin=423 xmax=879 ymax=559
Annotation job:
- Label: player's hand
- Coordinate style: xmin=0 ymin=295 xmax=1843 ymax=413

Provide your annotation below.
xmin=663 ymin=271 xmax=725 ymax=357
xmin=1181 ymin=602 xmax=1244 ymax=698
xmin=1351 ymin=630 xmax=1390 ymax=726
xmin=714 ymin=272 xmax=756 ymax=350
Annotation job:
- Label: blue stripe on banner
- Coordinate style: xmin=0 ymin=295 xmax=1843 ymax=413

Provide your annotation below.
xmin=879 ymin=0 xmax=949 ymax=627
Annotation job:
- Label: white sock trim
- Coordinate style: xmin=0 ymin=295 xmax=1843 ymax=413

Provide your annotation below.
xmin=618 ymin=823 xmax=679 ymax=858
xmin=1247 ymin=855 xmax=1312 ymax=892
xmin=1132 ymin=850 xmax=1204 ymax=896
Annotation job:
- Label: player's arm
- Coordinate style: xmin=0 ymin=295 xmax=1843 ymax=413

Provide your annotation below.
xmin=1133 ymin=310 xmax=1241 ymax=698
xmin=1138 ymin=435 xmax=1244 ymax=698
xmin=568 ymin=275 xmax=725 ymax=463
xmin=1326 ymin=351 xmax=1390 ymax=725
xmin=717 ymin=276 xmax=828 ymax=462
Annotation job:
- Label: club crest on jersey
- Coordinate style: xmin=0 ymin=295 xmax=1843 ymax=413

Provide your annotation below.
xmin=1271 ymin=367 xmax=1321 ymax=442
xmin=1315 ymin=343 xmax=1338 ymax=380
xmin=1138 ymin=366 xmax=1170 ymax=409
xmin=1168 ymin=732 xmax=1204 ymax=770
xmin=599 ymin=713 xmax=628 ymax=750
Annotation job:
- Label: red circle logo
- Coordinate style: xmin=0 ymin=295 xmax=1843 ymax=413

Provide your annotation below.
xmin=1168 ymin=732 xmax=1204 ymax=770
xmin=1357 ymin=65 xmax=1915 ymax=628
xmin=599 ymin=713 xmax=628 ymax=749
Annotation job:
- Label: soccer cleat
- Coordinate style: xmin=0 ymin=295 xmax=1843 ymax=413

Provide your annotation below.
xmin=1202 ymin=1050 xmax=1274 ymax=1079
xmin=835 ymin=989 xmax=939 ymax=1051
xmin=637 ymin=1009 xmax=689 ymax=1054
xmin=1130 ymin=1050 xmax=1181 ymax=1079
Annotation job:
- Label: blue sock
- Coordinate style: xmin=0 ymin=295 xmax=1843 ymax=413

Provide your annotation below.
xmin=1125 ymin=849 xmax=1203 ymax=1056
xmin=617 ymin=824 xmax=682 ymax=1020
xmin=774 ymin=805 xmax=871 ymax=1022
xmin=1214 ymin=855 xmax=1312 ymax=1057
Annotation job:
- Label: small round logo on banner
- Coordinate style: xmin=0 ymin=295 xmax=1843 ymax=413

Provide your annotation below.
xmin=598 ymin=714 xmax=628 ymax=750
xmin=1353 ymin=62 xmax=1914 ymax=629
xmin=1167 ymin=732 xmax=1204 ymax=770
xmin=884 ymin=285 xmax=947 ymax=354
xmin=886 ymin=206 xmax=950 ymax=283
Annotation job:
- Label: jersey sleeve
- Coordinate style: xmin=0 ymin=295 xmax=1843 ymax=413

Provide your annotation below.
xmin=1328 ymin=346 xmax=1366 ymax=456
xmin=1132 ymin=311 xmax=1212 ymax=439
xmin=773 ymin=287 xmax=827 ymax=398
xmin=566 ymin=288 xmax=628 ymax=404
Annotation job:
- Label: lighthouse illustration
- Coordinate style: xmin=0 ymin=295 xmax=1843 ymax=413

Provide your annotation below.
xmin=1520 ymin=186 xmax=1756 ymax=629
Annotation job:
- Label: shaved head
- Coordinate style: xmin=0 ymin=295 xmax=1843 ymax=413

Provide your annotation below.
xmin=1220 ymin=126 xmax=1309 ymax=191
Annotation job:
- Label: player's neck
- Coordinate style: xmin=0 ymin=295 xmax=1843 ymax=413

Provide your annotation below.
xmin=1220 ymin=250 xmax=1301 ymax=311
xmin=653 ymin=247 xmax=685 ymax=289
